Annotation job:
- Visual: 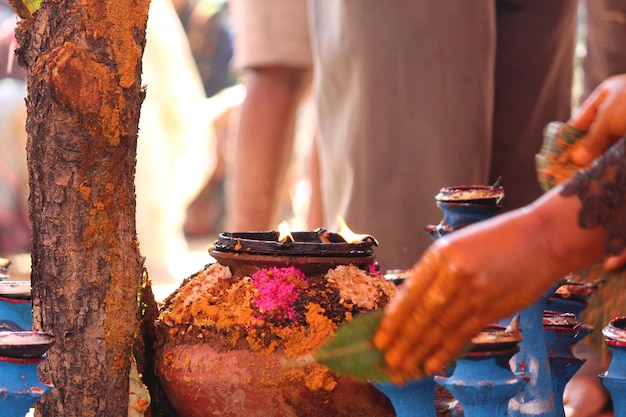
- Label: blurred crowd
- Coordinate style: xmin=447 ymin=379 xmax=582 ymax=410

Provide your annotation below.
xmin=0 ymin=0 xmax=318 ymax=290
xmin=0 ymin=0 xmax=241 ymax=287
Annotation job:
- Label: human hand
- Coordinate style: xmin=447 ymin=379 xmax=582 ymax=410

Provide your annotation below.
xmin=569 ymin=73 xmax=626 ymax=166
xmin=372 ymin=209 xmax=563 ymax=381
xmin=536 ymin=74 xmax=626 ymax=191
xmin=536 ymin=74 xmax=626 ymax=269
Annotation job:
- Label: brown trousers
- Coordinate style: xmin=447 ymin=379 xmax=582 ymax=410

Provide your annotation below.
xmin=583 ymin=0 xmax=626 ymax=99
xmin=309 ymin=0 xmax=579 ymax=271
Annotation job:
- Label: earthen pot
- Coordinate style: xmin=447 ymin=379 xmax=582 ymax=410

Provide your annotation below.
xmin=155 ymin=230 xmax=397 ymax=417
xmin=155 ymin=342 xmax=394 ymax=417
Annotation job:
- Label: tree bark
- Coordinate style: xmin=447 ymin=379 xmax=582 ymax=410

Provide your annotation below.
xmin=15 ymin=0 xmax=151 ymax=415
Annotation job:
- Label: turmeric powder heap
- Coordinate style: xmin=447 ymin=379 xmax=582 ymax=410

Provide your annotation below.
xmin=155 ymin=262 xmax=396 ymax=389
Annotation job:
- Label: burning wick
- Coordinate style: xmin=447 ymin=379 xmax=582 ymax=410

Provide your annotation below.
xmin=337 ymin=216 xmax=378 ymax=245
xmin=315 ymin=228 xmax=332 ymax=243
xmin=278 ymin=221 xmax=294 ymax=243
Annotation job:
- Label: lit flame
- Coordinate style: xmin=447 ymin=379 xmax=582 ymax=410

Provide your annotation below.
xmin=337 ymin=216 xmax=373 ymax=243
xmin=278 ymin=221 xmax=294 ymax=243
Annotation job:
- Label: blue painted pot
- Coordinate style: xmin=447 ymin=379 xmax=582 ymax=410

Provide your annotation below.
xmin=543 ymin=311 xmax=580 ymax=358
xmin=545 ymin=296 xmax=594 ymax=343
xmin=544 ymin=311 xmax=584 ymax=417
xmin=547 ymin=278 xmax=601 ymax=321
xmin=0 ymin=296 xmax=32 ymax=332
xmin=501 ymin=285 xmax=559 ymax=417
xmin=601 ymin=316 xmax=626 ymax=417
xmin=0 ymin=281 xmax=32 ymax=332
xmin=545 ymin=297 xmax=588 ymax=321
xmin=424 ymin=184 xmax=504 ymax=239
xmin=0 ymin=355 xmax=53 ymax=417
xmin=0 ymin=332 xmax=55 ymax=417
xmin=374 ymin=379 xmax=437 ymax=417
xmin=435 ymin=344 xmax=524 ymax=417
xmin=435 ymin=324 xmax=525 ymax=417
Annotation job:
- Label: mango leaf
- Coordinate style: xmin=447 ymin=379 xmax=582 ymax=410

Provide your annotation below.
xmin=9 ymin=0 xmax=42 ymax=19
xmin=313 ymin=309 xmax=391 ymax=382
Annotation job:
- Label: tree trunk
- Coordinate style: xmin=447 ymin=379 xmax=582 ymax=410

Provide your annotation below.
xmin=15 ymin=0 xmax=151 ymax=415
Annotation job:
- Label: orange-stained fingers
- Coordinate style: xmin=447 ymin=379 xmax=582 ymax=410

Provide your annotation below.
xmin=393 ymin=284 xmax=467 ymax=372
xmin=374 ymin=250 xmax=442 ymax=350
xmin=422 ymin=313 xmax=486 ymax=375
xmin=401 ymin=285 xmax=490 ymax=375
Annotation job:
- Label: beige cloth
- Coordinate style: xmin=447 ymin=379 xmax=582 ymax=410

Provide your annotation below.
xmin=582 ymin=0 xmax=626 ymax=100
xmin=309 ymin=0 xmax=578 ymax=271
xmin=230 ymin=0 xmax=312 ymax=70
xmin=137 ymin=0 xmax=215 ymax=286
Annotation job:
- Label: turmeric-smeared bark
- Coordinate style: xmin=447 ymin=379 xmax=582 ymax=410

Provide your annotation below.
xmin=15 ymin=0 xmax=150 ymax=415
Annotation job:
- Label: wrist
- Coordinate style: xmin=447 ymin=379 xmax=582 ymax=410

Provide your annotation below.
xmin=528 ymin=187 xmax=606 ymax=275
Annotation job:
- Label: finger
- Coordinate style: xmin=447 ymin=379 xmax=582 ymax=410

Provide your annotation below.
xmin=379 ymin=279 xmax=455 ymax=368
xmin=374 ymin=277 xmax=432 ymax=351
xmin=570 ymin=77 xmax=626 ymax=166
xmin=394 ymin=283 xmax=465 ymax=372
xmin=419 ymin=284 xmax=520 ymax=376
xmin=374 ymin=252 xmax=440 ymax=350
xmin=569 ymin=88 xmax=607 ymax=132
xmin=389 ymin=277 xmax=489 ymax=375
xmin=572 ymin=116 xmax=621 ymax=166
xmin=422 ymin=312 xmax=485 ymax=375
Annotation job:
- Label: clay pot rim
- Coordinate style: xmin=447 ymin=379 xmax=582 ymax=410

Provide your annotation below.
xmin=603 ymin=316 xmax=626 ymax=345
xmin=209 ymin=249 xmax=377 ymax=279
xmin=211 ymin=231 xmax=376 ymax=257
xmin=543 ymin=310 xmax=580 ymax=328
xmin=469 ymin=323 xmax=523 ymax=349
xmin=0 ymin=331 xmax=55 ymax=359
xmin=0 ymin=281 xmax=31 ymax=299
xmin=0 ymin=355 xmax=47 ymax=364
xmin=435 ymin=184 xmax=504 ymax=205
xmin=463 ymin=345 xmax=521 ymax=357
xmin=554 ymin=278 xmax=603 ymax=301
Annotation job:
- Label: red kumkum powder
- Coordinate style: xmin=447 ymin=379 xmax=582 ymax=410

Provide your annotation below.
xmin=252 ymin=266 xmax=308 ymax=321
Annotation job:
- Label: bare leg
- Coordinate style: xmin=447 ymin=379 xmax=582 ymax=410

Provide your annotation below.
xmin=226 ymin=66 xmax=312 ymax=231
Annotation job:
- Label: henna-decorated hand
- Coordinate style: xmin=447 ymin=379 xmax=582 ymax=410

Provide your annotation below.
xmin=536 ymin=74 xmax=626 ymax=191
xmin=373 ymin=206 xmax=573 ymax=381
xmin=373 ymin=187 xmax=608 ymax=382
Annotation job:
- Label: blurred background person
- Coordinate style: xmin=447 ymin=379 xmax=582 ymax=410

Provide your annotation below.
xmin=224 ymin=0 xmax=323 ymax=232
xmin=0 ymin=2 xmax=28 ymax=257
xmin=308 ymin=0 xmax=579 ymax=273
xmin=185 ymin=0 xmax=236 ymax=98
xmin=581 ymin=0 xmax=626 ymax=100
xmin=565 ymin=3 xmax=626 ymax=416
xmin=0 ymin=0 xmax=217 ymax=297
xmin=136 ymin=0 xmax=215 ymax=297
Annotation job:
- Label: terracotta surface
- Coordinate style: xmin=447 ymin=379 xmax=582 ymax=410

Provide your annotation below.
xmin=155 ymin=342 xmax=394 ymax=417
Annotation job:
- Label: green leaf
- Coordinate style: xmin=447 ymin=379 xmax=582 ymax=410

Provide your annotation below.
xmin=313 ymin=310 xmax=391 ymax=382
xmin=9 ymin=0 xmax=42 ymax=19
